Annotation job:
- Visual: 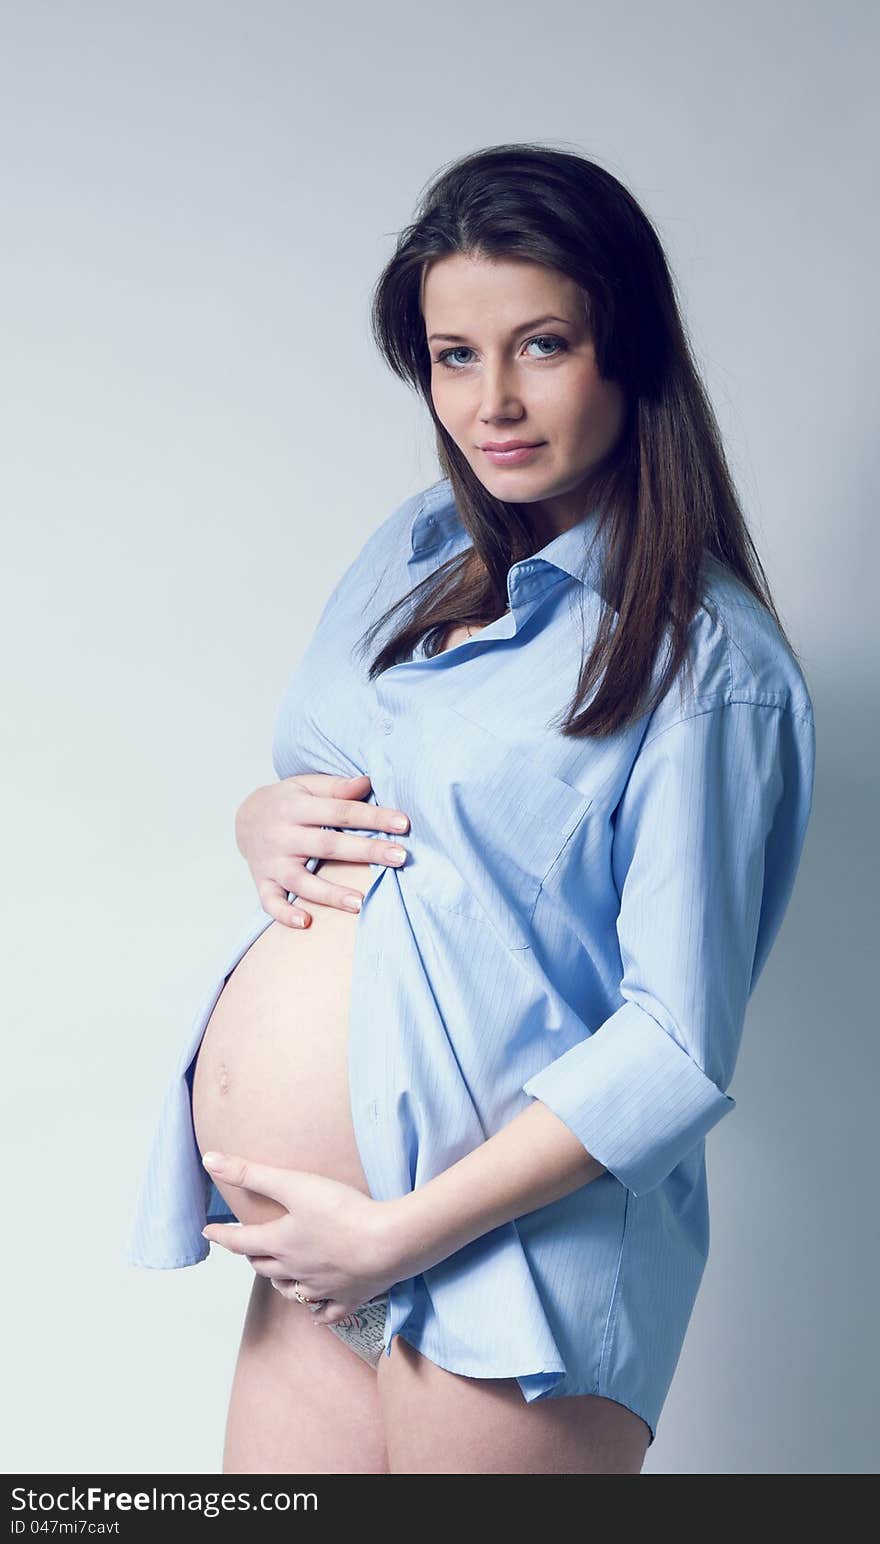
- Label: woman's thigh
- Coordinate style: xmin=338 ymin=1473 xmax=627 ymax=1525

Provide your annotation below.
xmin=377 ymin=1334 xmax=651 ymax=1474
xmin=222 ymin=1276 xmax=389 ymax=1475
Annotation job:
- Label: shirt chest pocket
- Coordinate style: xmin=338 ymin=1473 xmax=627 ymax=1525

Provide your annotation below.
xmin=398 ymin=704 xmax=592 ymax=949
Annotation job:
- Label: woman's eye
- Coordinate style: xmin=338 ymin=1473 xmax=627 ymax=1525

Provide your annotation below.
xmin=525 ymin=335 xmax=567 ymax=358
xmin=436 ymin=345 xmax=476 ymax=369
xmin=434 ymin=335 xmax=568 ymax=370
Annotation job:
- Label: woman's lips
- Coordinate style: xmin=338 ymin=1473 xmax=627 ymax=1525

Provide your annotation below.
xmin=481 ymin=443 xmax=545 ymax=466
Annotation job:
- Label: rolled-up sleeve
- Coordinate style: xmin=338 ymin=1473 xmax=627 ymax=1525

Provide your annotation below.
xmin=522 ymin=700 xmax=815 ymax=1196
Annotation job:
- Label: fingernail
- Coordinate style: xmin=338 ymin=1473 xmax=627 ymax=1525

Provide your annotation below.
xmin=388 ymin=847 xmax=407 ymax=864
xmin=390 ymin=816 xmax=408 ymax=831
xmin=202 ymin=1152 xmax=224 ymax=1171
xmin=343 ymin=893 xmax=362 ymax=912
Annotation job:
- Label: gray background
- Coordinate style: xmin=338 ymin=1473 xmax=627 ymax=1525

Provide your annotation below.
xmin=2 ymin=0 xmax=876 ymax=1476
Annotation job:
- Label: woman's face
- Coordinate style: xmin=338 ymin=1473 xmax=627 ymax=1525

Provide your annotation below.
xmin=422 ymin=252 xmax=626 ymax=538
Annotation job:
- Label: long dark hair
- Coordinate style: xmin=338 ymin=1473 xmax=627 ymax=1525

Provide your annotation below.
xmin=360 ymin=142 xmax=797 ymax=739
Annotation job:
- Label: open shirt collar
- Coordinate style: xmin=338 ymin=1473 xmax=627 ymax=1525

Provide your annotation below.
xmin=408 ymin=478 xmax=610 ymax=605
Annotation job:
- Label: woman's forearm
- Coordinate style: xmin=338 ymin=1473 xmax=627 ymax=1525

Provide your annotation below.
xmin=381 ymin=1098 xmax=606 ymax=1280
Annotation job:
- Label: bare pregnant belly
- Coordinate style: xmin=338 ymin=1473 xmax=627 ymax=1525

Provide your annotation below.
xmin=190 ymin=860 xmax=373 ymax=1227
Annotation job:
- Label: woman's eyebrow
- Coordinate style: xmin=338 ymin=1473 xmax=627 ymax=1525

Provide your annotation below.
xmin=427 ymin=314 xmax=575 ymax=344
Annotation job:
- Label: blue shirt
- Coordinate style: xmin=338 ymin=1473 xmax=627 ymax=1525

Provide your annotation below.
xmin=126 ymin=477 xmax=816 ymax=1446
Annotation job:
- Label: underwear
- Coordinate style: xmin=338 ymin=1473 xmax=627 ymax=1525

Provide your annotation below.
xmin=311 ymin=1292 xmax=389 ymax=1368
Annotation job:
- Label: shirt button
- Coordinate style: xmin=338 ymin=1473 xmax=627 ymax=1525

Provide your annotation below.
xmin=379 ymin=716 xmax=393 ymax=734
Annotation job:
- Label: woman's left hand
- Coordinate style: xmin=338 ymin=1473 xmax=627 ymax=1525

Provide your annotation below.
xmin=199 ymin=1151 xmax=402 ymax=1326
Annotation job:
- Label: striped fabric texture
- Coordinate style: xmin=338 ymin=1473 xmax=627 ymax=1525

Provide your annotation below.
xmin=126 ymin=478 xmax=815 ymax=1446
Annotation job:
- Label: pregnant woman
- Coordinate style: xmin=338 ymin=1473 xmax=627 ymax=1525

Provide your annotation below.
xmin=127 ymin=144 xmax=816 ymax=1474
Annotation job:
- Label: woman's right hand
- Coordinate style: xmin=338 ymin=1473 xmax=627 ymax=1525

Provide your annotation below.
xmin=234 ymin=772 xmax=411 ymax=929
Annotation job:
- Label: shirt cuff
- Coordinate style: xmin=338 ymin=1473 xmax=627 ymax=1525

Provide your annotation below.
xmin=521 ymin=999 xmax=735 ymax=1196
